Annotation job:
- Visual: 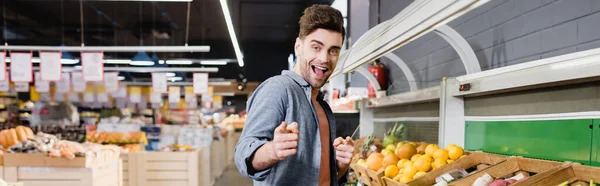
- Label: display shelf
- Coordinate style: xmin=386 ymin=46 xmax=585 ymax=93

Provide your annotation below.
xmin=372 ymin=117 xmax=439 ymax=123
xmin=366 ymin=86 xmax=440 ymax=108
xmin=2 ymin=159 xmax=122 ymax=186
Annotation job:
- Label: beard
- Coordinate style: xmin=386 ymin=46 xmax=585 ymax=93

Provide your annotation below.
xmin=296 ymin=56 xmax=329 ymax=89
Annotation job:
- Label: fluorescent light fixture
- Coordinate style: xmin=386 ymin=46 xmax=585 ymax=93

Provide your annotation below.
xmin=118 ymin=76 xmax=125 ymax=80
xmin=130 ymin=61 xmax=155 ymax=66
xmin=105 ymin=59 xmax=132 ymax=64
xmin=166 ymin=60 xmax=193 ymax=65
xmin=88 ymin=0 xmax=193 ymax=2
xmin=166 ymin=72 xmax=176 ymax=77
xmin=159 ymin=60 xmax=166 ymax=64
xmin=31 ymin=58 xmax=41 ymax=63
xmin=200 ymin=60 xmax=228 ymax=65
xmin=60 ymin=59 xmax=79 ymax=64
xmin=168 ymin=76 xmax=183 ymax=81
xmin=219 ymin=0 xmax=244 ymax=67
xmin=131 ymin=51 xmax=155 ymax=66
xmin=4 ymin=58 xmax=10 ymax=63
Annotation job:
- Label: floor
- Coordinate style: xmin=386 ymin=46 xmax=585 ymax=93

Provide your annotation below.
xmin=214 ymin=161 xmax=253 ymax=186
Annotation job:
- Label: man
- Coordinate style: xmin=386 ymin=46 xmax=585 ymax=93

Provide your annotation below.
xmin=234 ymin=4 xmax=355 ymax=186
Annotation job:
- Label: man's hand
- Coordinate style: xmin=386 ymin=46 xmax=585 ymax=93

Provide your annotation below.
xmin=333 ymin=136 xmax=354 ymax=179
xmin=271 ymin=122 xmax=300 ymax=160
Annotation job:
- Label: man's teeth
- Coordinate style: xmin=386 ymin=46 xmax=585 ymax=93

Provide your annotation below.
xmin=315 ymin=66 xmax=327 ymax=71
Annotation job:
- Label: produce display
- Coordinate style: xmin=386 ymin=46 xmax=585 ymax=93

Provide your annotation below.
xmin=557 ymin=179 xmax=596 ymax=186
xmin=0 ymin=126 xmax=34 ymax=148
xmin=31 ymin=125 xmax=87 ymax=142
xmin=85 ymin=131 xmax=148 ymax=145
xmin=353 ymin=137 xmax=465 ymax=184
xmin=7 ymin=132 xmax=120 ymax=160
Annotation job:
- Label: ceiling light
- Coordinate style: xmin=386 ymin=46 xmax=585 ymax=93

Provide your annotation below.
xmin=31 ymin=58 xmax=41 ymax=63
xmin=168 ymin=76 xmax=183 ymax=81
xmin=219 ymin=0 xmax=244 ymax=67
xmin=105 ymin=59 xmax=132 ymax=64
xmin=131 ymin=51 xmax=155 ymax=66
xmin=166 ymin=60 xmax=193 ymax=65
xmin=60 ymin=59 xmax=79 ymax=64
xmin=118 ymin=76 xmax=125 ymax=80
xmin=166 ymin=72 xmax=176 ymax=77
xmin=200 ymin=60 xmax=228 ymax=65
xmin=159 ymin=60 xmax=166 ymax=64
xmin=4 ymin=58 xmax=10 ymax=63
xmin=90 ymin=0 xmax=193 ymax=2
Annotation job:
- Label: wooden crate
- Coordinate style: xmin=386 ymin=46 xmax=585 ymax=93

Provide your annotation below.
xmin=133 ymin=151 xmax=199 ymax=186
xmin=2 ymin=159 xmax=121 ymax=186
xmin=399 ymin=152 xmax=507 ymax=186
xmin=120 ymin=153 xmax=136 ymax=186
xmin=210 ymin=140 xmax=226 ymax=182
xmin=510 ymin=164 xmax=600 ymax=186
xmin=225 ymin=130 xmax=236 ymax=163
xmin=450 ymin=157 xmax=565 ymax=185
xmin=198 ymin=147 xmax=212 ymax=186
xmin=352 ymin=164 xmax=373 ymax=186
xmin=365 ymin=168 xmax=386 ymax=186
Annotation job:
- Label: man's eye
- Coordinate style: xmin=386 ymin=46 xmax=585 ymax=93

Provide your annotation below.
xmin=312 ymin=46 xmax=320 ymax=51
xmin=330 ymin=50 xmax=339 ymax=55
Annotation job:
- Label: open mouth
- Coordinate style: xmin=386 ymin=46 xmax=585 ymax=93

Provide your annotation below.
xmin=311 ymin=65 xmax=329 ymax=78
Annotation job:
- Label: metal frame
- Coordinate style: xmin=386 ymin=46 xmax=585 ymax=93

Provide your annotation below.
xmin=383 ymin=53 xmax=418 ymax=91
xmin=0 ymin=45 xmax=210 ymax=52
xmin=433 ymin=25 xmax=481 ymax=74
xmin=367 ymin=86 xmax=440 ymax=108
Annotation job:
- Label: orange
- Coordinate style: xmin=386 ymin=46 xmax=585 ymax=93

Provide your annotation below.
xmin=403 ymin=161 xmax=414 ymax=169
xmin=413 ymin=159 xmax=432 ymax=172
xmin=411 ymin=154 xmax=422 ymax=162
xmin=448 ymin=146 xmax=464 ymax=160
xmin=366 ymin=153 xmax=384 ymax=170
xmin=399 ymin=174 xmax=413 ymax=183
xmin=383 ymin=154 xmax=400 ymax=167
xmin=432 ymin=158 xmax=447 ymax=169
xmin=397 ymin=159 xmax=410 ymax=169
xmin=420 ymin=154 xmax=434 ymax=163
xmin=414 ymin=171 xmax=427 ymax=178
xmin=446 ymin=143 xmax=457 ymax=151
xmin=425 ymin=144 xmax=440 ymax=157
xmin=433 ymin=149 xmax=449 ymax=160
xmin=384 ymin=165 xmax=399 ymax=178
xmin=393 ymin=174 xmax=403 ymax=182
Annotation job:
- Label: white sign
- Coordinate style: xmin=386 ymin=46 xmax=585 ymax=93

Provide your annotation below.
xmin=104 ymin=72 xmax=119 ymax=93
xmin=71 ymin=72 xmax=86 ymax=92
xmin=152 ymin=73 xmax=167 ymax=93
xmin=81 ymin=52 xmax=104 ymax=81
xmin=39 ymin=52 xmax=62 ymax=81
xmin=97 ymin=93 xmax=109 ymax=103
xmin=69 ymin=93 xmax=80 ymax=102
xmin=0 ymin=53 xmax=6 ymax=81
xmin=168 ymin=86 xmax=180 ymax=103
xmin=185 ymin=94 xmax=196 ymax=102
xmin=10 ymin=53 xmax=33 ymax=82
xmin=83 ymin=93 xmax=95 ymax=103
xmin=150 ymin=92 xmax=162 ymax=103
xmin=56 ymin=73 xmax=71 ymax=93
xmin=14 ymin=82 xmax=29 ymax=92
xmin=193 ymin=73 xmax=209 ymax=94
xmin=34 ymin=72 xmax=49 ymax=92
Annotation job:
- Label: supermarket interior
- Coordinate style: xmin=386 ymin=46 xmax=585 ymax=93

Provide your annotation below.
xmin=0 ymin=0 xmax=600 ymax=186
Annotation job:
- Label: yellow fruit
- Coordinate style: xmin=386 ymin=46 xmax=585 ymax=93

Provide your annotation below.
xmin=385 ymin=165 xmax=399 ymax=178
xmin=393 ymin=174 xmax=403 ymax=182
xmin=403 ymin=166 xmax=417 ymax=178
xmin=357 ymin=159 xmax=367 ymax=167
xmin=433 ymin=149 xmax=450 ymax=160
xmin=448 ymin=145 xmax=465 ymax=160
xmin=396 ymin=142 xmax=404 ymax=147
xmin=366 ymin=153 xmax=384 ymax=170
xmin=386 ymin=144 xmax=396 ymax=151
xmin=432 ymin=158 xmax=447 ymax=169
xmin=420 ymin=154 xmax=434 ymax=163
xmin=400 ymin=174 xmax=413 ymax=183
xmin=413 ymin=159 xmax=432 ymax=172
xmin=381 ymin=149 xmax=393 ymax=157
xmin=396 ymin=143 xmax=417 ymax=160
xmin=409 ymin=142 xmax=417 ymax=147
xmin=411 ymin=154 xmax=422 ymax=162
xmin=403 ymin=161 xmax=414 ymax=169
xmin=383 ymin=154 xmax=400 ymax=167
xmin=447 ymin=159 xmax=454 ymax=164
xmin=446 ymin=144 xmax=457 ymax=151
xmin=397 ymin=159 xmax=410 ymax=169
xmin=425 ymin=144 xmax=440 ymax=156
xmin=417 ymin=142 xmax=428 ymax=154
xmin=414 ymin=171 xmax=427 ymax=178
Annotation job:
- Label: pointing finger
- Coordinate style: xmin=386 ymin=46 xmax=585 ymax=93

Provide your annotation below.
xmin=287 ymin=122 xmax=299 ymax=133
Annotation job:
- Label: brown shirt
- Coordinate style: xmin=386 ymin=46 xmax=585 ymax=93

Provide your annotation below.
xmin=313 ymin=97 xmax=331 ymax=186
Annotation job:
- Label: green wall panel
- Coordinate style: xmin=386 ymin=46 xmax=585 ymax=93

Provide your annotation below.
xmin=594 ymin=120 xmax=600 ymax=166
xmin=465 ymin=119 xmax=594 ymax=165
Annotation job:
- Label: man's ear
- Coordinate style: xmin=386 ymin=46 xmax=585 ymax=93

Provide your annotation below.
xmin=294 ymin=37 xmax=302 ymax=55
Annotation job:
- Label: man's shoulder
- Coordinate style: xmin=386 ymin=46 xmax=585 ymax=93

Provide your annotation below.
xmin=259 ymin=74 xmax=298 ymax=90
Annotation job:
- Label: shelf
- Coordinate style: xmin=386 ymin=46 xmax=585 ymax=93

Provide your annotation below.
xmin=372 ymin=117 xmax=439 ymax=123
xmin=454 ymin=48 xmax=600 ymax=97
xmin=333 ymin=110 xmax=360 ymax=114
xmin=339 ymin=0 xmax=488 ymax=74
xmin=366 ymin=86 xmax=441 ymax=108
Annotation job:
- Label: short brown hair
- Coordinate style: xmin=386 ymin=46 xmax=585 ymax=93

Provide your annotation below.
xmin=298 ymin=5 xmax=345 ymax=41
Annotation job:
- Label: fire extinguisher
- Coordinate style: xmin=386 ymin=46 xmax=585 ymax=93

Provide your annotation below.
xmin=367 ymin=60 xmax=388 ymax=98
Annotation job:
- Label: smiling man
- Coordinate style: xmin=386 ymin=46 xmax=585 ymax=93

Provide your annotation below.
xmin=234 ymin=4 xmax=354 ymax=186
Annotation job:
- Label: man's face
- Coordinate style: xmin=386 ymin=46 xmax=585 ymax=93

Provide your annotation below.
xmin=294 ymin=28 xmax=343 ymax=89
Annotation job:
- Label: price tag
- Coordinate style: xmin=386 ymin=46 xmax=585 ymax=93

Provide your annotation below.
xmin=15 ymin=82 xmax=29 ymax=92
xmin=69 ymin=92 xmax=80 ymax=102
xmin=104 ymin=72 xmax=119 ymax=93
xmin=97 ymin=93 xmax=109 ymax=103
xmin=152 ymin=73 xmax=167 ymax=93
xmin=193 ymin=73 xmax=208 ymax=94
xmin=83 ymin=93 xmax=95 ymax=103
xmin=71 ymin=72 xmax=86 ymax=92
xmin=150 ymin=92 xmax=162 ymax=103
xmin=10 ymin=52 xmax=33 ymax=82
xmin=129 ymin=86 xmax=142 ymax=103
xmin=56 ymin=73 xmax=71 ymax=93
xmin=81 ymin=52 xmax=104 ymax=82
xmin=168 ymin=86 xmax=180 ymax=103
xmin=39 ymin=52 xmax=62 ymax=81
xmin=0 ymin=52 xmax=6 ymax=81
xmin=34 ymin=72 xmax=49 ymax=92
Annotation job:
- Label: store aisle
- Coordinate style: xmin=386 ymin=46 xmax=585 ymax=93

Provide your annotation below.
xmin=214 ymin=162 xmax=253 ymax=186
